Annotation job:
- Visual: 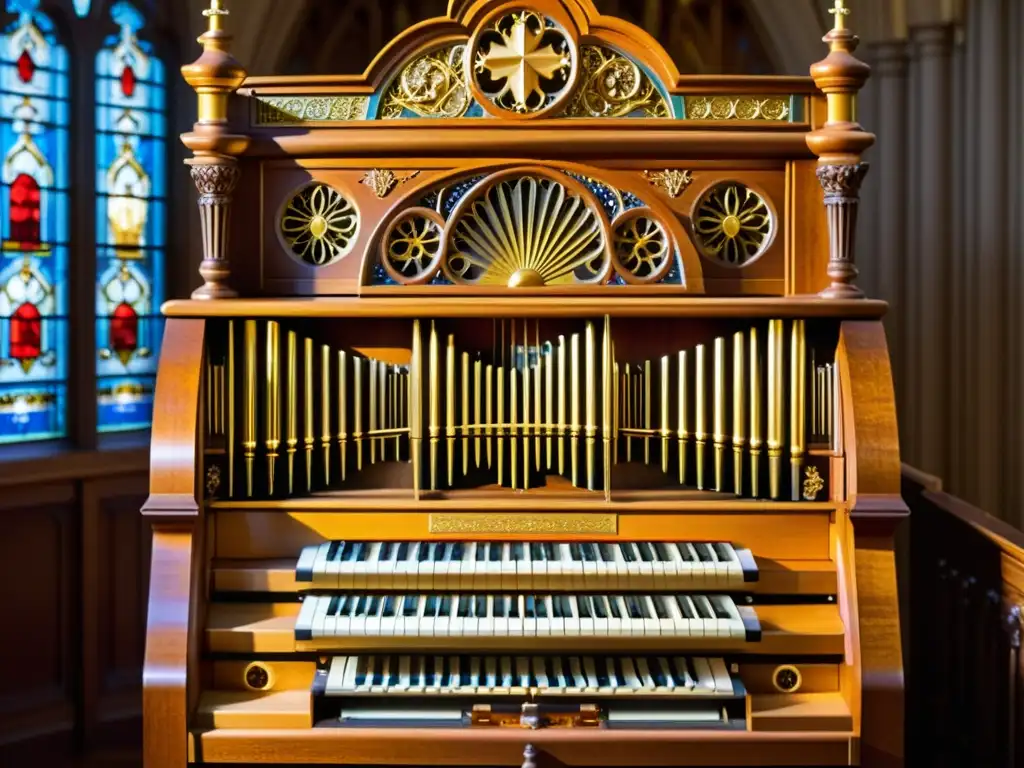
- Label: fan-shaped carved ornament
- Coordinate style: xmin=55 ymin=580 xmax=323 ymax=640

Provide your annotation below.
xmin=468 ymin=10 xmax=577 ymax=118
xmin=442 ymin=172 xmax=612 ymax=286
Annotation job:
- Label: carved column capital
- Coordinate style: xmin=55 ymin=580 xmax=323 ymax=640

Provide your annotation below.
xmin=188 ymin=157 xmax=241 ymax=300
xmin=817 ymin=162 xmax=870 ymax=299
xmin=817 ymin=162 xmax=870 ymax=201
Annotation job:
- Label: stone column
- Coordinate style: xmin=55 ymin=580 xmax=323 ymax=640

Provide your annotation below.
xmin=909 ymin=25 xmax=954 ymax=479
xmin=971 ymin=0 xmax=1008 ymax=514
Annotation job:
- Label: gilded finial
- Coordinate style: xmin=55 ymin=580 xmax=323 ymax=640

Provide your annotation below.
xmin=202 ymin=0 xmax=229 ymax=36
xmin=828 ymin=1 xmax=850 ymax=32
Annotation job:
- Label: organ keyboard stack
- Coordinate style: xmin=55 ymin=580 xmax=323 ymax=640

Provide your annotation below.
xmin=143 ymin=1 xmax=907 ymax=766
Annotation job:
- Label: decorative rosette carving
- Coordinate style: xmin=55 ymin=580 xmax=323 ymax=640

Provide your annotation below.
xmin=280 ymin=183 xmax=359 ymax=267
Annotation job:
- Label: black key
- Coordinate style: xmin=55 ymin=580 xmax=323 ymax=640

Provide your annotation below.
xmin=424 ymin=658 xmax=435 ymax=687
xmin=355 ymin=656 xmax=368 ymax=686
xmin=339 ymin=541 xmax=353 ymax=561
xmin=627 ymin=596 xmax=643 ymax=620
xmin=425 ymin=594 xmax=438 ymax=617
xmin=474 ymin=594 xmax=487 ymax=617
xmin=651 ymin=595 xmax=669 ymax=619
xmin=535 ymin=595 xmax=548 ymax=619
xmin=637 ymin=542 xmax=655 ymax=562
xmin=508 ymin=595 xmax=520 ymax=618
xmin=525 ymin=595 xmax=536 ymax=618
xmin=649 ymin=657 xmax=668 ymax=687
xmin=396 ymin=542 xmax=410 ymax=561
xmin=592 ymin=595 xmax=608 ymax=619
xmin=382 ymin=595 xmax=396 ymax=617
xmin=619 ymin=543 xmax=636 ymax=563
xmin=337 ymin=595 xmax=351 ymax=615
xmin=457 ymin=594 xmax=470 ymax=617
xmin=450 ymin=542 xmax=463 ymax=561
xmin=597 ymin=543 xmax=615 ymax=562
xmin=489 ymin=543 xmax=502 ymax=562
xmin=654 ymin=542 xmax=673 ymax=561
xmin=552 ymin=595 xmax=564 ymax=618
xmin=711 ymin=599 xmax=731 ymax=620
xmin=544 ymin=657 xmax=558 ymax=686
xmin=409 ymin=656 xmax=420 ymax=685
xmin=675 ymin=595 xmax=696 ymax=618
xmin=327 ymin=595 xmax=340 ymax=616
xmin=371 ymin=657 xmax=384 ymax=686
xmin=416 ymin=542 xmax=430 ymax=562
xmin=561 ymin=657 xmax=575 ymax=687
xmin=595 ymin=658 xmax=610 ymax=688
xmin=570 ymin=542 xmax=583 ymax=561
xmin=441 ymin=656 xmax=452 ymax=687
xmin=403 ymin=595 xmax=420 ymax=617
xmin=367 ymin=595 xmax=381 ymax=616
xmin=607 ymin=595 xmax=623 ymax=619
xmin=577 ymin=595 xmax=593 ymax=619
xmin=327 ymin=541 xmax=341 ymax=561
xmin=475 ymin=544 xmax=487 ymax=562
xmin=460 ymin=657 xmax=472 ymax=686
xmin=561 ymin=595 xmax=574 ymax=618
xmin=695 ymin=543 xmax=714 ymax=562
xmin=544 ymin=542 xmax=557 ymax=560
xmin=432 ymin=542 xmax=446 ymax=561
xmin=379 ymin=541 xmax=393 ymax=560
xmin=388 ymin=655 xmax=401 ymax=686
xmin=511 ymin=542 xmax=524 ymax=561
xmin=611 ymin=657 xmax=625 ymax=687
xmin=438 ymin=594 xmax=452 ymax=617
xmin=530 ymin=542 xmax=544 ymax=560
xmin=663 ymin=657 xmax=683 ymax=687
xmin=676 ymin=543 xmax=695 ymax=562
xmin=493 ymin=595 xmax=506 ymax=618
xmin=354 ymin=595 xmax=368 ymax=615
xmin=355 ymin=542 xmax=369 ymax=561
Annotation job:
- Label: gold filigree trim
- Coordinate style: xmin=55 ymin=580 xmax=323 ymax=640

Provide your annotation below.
xmin=643 ymin=169 xmax=693 ymax=199
xmin=253 ymin=96 xmax=370 ymax=125
xmin=281 ymin=184 xmax=358 ymax=267
xmin=564 ymin=46 xmax=669 ymax=118
xmin=694 ymin=182 xmax=773 ymax=267
xmin=685 ymin=96 xmax=790 ymax=122
xmin=380 ymin=44 xmax=472 ymax=119
xmin=803 ymin=466 xmax=825 ymax=501
xmin=206 ymin=464 xmax=222 ymax=497
xmin=429 ymin=513 xmax=618 ymax=535
xmin=361 ymin=169 xmax=420 ymax=199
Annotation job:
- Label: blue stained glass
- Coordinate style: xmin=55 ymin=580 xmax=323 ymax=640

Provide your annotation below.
xmin=95 ymin=1 xmax=166 ymax=433
xmin=72 ymin=0 xmax=91 ymax=18
xmin=0 ymin=3 xmax=69 ymax=444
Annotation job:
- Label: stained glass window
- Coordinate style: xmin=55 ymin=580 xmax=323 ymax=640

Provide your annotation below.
xmin=72 ymin=0 xmax=91 ymax=19
xmin=0 ymin=0 xmax=69 ymax=445
xmin=95 ymin=1 xmax=166 ymax=433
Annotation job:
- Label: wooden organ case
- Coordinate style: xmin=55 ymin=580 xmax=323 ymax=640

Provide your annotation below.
xmin=143 ymin=1 xmax=906 ymax=766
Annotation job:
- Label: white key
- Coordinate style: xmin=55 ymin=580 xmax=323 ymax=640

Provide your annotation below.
xmin=567 ymin=657 xmax=585 ymax=694
xmin=479 ymin=595 xmax=495 ymax=637
xmin=500 ymin=543 xmax=517 ymax=590
xmin=461 ymin=543 xmax=478 ymax=590
xmin=677 ymin=595 xmax=703 ymax=637
xmin=620 ymin=657 xmax=642 ymax=692
xmin=355 ymin=656 xmax=374 ymax=692
xmin=530 ymin=544 xmax=548 ymax=591
xmin=508 ymin=595 xmax=525 ymax=637
xmin=636 ymin=657 xmax=657 ymax=692
xmin=470 ymin=656 xmax=483 ymax=692
xmin=366 ymin=596 xmax=384 ymax=637
xmin=317 ymin=542 xmax=339 ymax=589
xmin=484 ymin=656 xmax=498 ymax=690
xmin=463 ymin=595 xmax=480 ymax=637
xmin=296 ymin=545 xmax=319 ymax=585
xmin=342 ymin=655 xmax=360 ymax=691
xmin=656 ymin=656 xmax=675 ymax=691
xmin=708 ymin=657 xmax=734 ymax=694
xmin=547 ymin=595 xmax=565 ymax=636
xmin=691 ymin=657 xmax=717 ymax=694
xmin=426 ymin=656 xmax=443 ymax=693
xmin=296 ymin=595 xmax=321 ymax=637
xmin=693 ymin=595 xmax=720 ymax=637
xmin=409 ymin=656 xmax=426 ymax=692
xmin=710 ymin=595 xmax=745 ymax=638
xmin=484 ymin=544 xmax=503 ymax=589
xmin=372 ymin=656 xmax=390 ymax=693
xmin=651 ymin=595 xmax=677 ymax=635
xmin=582 ymin=657 xmax=599 ymax=692
xmin=606 ymin=596 xmax=626 ymax=636
xmin=576 ymin=596 xmax=596 ymax=636
xmin=326 ymin=655 xmax=350 ymax=694
xmin=393 ymin=656 xmax=410 ymax=691
xmin=672 ymin=657 xmax=695 ymax=690
xmin=532 ymin=656 xmax=549 ymax=690
xmin=640 ymin=595 xmax=661 ymax=636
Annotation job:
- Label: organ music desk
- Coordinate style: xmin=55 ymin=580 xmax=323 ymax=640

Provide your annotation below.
xmin=142 ymin=1 xmax=906 ymax=766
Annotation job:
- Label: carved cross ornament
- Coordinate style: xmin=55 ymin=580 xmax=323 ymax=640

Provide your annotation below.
xmin=476 ymin=13 xmax=570 ymax=112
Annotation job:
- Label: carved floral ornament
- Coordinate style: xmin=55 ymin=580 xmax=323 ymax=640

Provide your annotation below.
xmin=376 ymin=168 xmax=684 ymax=288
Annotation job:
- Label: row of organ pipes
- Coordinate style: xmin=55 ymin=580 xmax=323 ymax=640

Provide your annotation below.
xmin=202 ymin=319 xmax=841 ymax=501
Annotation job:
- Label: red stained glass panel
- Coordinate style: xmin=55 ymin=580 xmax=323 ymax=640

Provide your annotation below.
xmin=110 ymin=301 xmax=138 ymax=355
xmin=10 ymin=302 xmax=41 ymax=362
xmin=16 ymin=49 xmax=34 ymax=83
xmin=120 ymin=64 xmax=136 ymax=98
xmin=10 ymin=173 xmax=41 ymax=250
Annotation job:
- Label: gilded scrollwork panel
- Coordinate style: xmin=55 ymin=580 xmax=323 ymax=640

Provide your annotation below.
xmin=684 ymin=95 xmax=791 ymax=122
xmin=564 ymin=46 xmax=671 ymax=119
xmin=379 ymin=44 xmax=474 ymax=119
xmin=253 ymin=96 xmax=370 ymax=125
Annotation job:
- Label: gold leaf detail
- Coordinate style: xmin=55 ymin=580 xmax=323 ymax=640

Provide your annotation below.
xmin=564 ymin=46 xmax=670 ymax=118
xmin=253 ymin=96 xmax=369 ymax=125
xmin=429 ymin=513 xmax=617 ymax=535
xmin=360 ymin=169 xmax=420 ymax=199
xmin=803 ymin=466 xmax=825 ymax=501
xmin=206 ymin=464 xmax=222 ymax=497
xmin=380 ymin=45 xmax=472 ymax=119
xmin=685 ymin=96 xmax=790 ymax=122
xmin=642 ymin=169 xmax=694 ymax=199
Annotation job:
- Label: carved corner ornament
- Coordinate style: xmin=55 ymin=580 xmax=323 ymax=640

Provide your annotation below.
xmin=190 ymin=160 xmax=242 ymax=299
xmin=802 ymin=465 xmax=825 ymax=501
xmin=361 ymin=169 xmax=420 ymax=199
xmin=643 ymin=169 xmax=693 ymax=199
xmin=816 ymin=162 xmax=870 ymax=299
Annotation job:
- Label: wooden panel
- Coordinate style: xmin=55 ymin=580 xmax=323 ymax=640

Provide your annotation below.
xmin=214 ymin=511 xmax=833 ymax=561
xmin=82 ymin=474 xmax=151 ymax=738
xmin=196 ymin=690 xmax=312 ymax=729
xmin=0 ymin=482 xmax=77 ymax=745
xmin=749 ymin=692 xmax=852 ymax=732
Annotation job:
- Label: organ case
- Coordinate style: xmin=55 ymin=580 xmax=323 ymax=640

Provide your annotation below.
xmin=143 ymin=1 xmax=906 ymax=766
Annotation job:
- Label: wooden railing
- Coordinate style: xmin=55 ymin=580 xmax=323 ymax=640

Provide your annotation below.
xmin=903 ymin=464 xmax=1024 ymax=768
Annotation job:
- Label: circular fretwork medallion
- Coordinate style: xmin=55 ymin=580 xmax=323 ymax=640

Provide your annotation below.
xmin=280 ymin=183 xmax=359 ymax=267
xmin=692 ymin=182 xmax=774 ymax=267
xmin=773 ymin=665 xmax=802 ymax=694
xmin=610 ymin=207 xmax=672 ymax=284
xmin=380 ymin=207 xmax=446 ymax=285
xmin=468 ymin=10 xmax=577 ymax=118
xmin=243 ymin=662 xmax=274 ymax=692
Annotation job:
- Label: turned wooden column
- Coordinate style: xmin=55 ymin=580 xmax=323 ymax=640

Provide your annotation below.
xmin=806 ymin=1 xmax=876 ymax=299
xmin=181 ymin=0 xmax=250 ymax=300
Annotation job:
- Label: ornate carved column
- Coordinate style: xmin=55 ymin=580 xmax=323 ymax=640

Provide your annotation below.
xmin=806 ymin=1 xmax=876 ymax=299
xmin=181 ymin=0 xmax=251 ymax=299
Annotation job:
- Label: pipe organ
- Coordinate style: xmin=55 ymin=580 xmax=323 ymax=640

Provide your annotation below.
xmin=144 ymin=2 xmax=905 ymax=767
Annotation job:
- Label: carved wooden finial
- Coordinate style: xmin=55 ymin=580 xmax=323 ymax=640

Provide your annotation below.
xmin=180 ymin=0 xmax=250 ymax=299
xmin=806 ymin=0 xmax=875 ymax=299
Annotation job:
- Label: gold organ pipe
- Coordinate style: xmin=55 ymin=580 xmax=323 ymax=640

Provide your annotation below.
xmin=570 ymin=332 xmax=580 ymax=487
xmin=557 ymin=335 xmax=566 ymax=475
xmin=677 ymin=349 xmax=687 ymax=485
xmin=227 ymin=320 xmax=235 ymax=497
xmin=643 ymin=359 xmax=651 ymax=465
xmin=338 ymin=350 xmax=347 ymax=483
xmin=353 ymin=355 xmax=363 ymax=474
xmin=624 ymin=363 xmax=632 ymax=463
xmin=497 ymin=363 xmax=505 ymax=487
xmin=545 ymin=342 xmax=554 ymax=468
xmin=265 ymin=322 xmax=281 ymax=497
xmin=750 ymin=328 xmax=763 ymax=498
xmin=661 ymin=355 xmax=670 ymax=475
xmin=603 ymin=316 xmax=612 ymax=498
xmin=462 ymin=351 xmax=470 ymax=477
xmin=379 ymin=360 xmax=387 ymax=460
xmin=613 ymin=361 xmax=619 ymax=465
xmin=304 ymin=338 xmax=314 ymax=491
xmin=242 ymin=320 xmax=256 ymax=498
xmin=732 ymin=331 xmax=746 ymax=497
xmin=694 ymin=344 xmax=706 ymax=490
xmin=428 ymin=322 xmax=438 ymax=491
xmin=321 ymin=344 xmax=331 ymax=487
xmin=585 ymin=322 xmax=596 ymax=491
xmin=534 ymin=322 xmax=541 ymax=472
xmin=411 ymin=320 xmax=422 ymax=498
xmin=369 ymin=360 xmax=378 ymax=465
xmin=286 ymin=331 xmax=297 ymax=494
xmin=511 ymin=324 xmax=519 ymax=491
xmin=485 ymin=363 xmax=493 ymax=469
xmin=713 ymin=337 xmax=726 ymax=492
xmin=474 ymin=357 xmax=482 ymax=469
xmin=790 ymin=320 xmax=807 ymax=500
xmin=767 ymin=319 xmax=784 ymax=500
xmin=446 ymin=334 xmax=455 ymax=487
xmin=394 ymin=365 xmax=401 ymax=458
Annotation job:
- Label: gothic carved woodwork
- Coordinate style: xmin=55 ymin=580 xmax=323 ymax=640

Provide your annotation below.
xmin=190 ymin=161 xmax=242 ymax=299
xmin=815 ymin=163 xmax=869 ymax=299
